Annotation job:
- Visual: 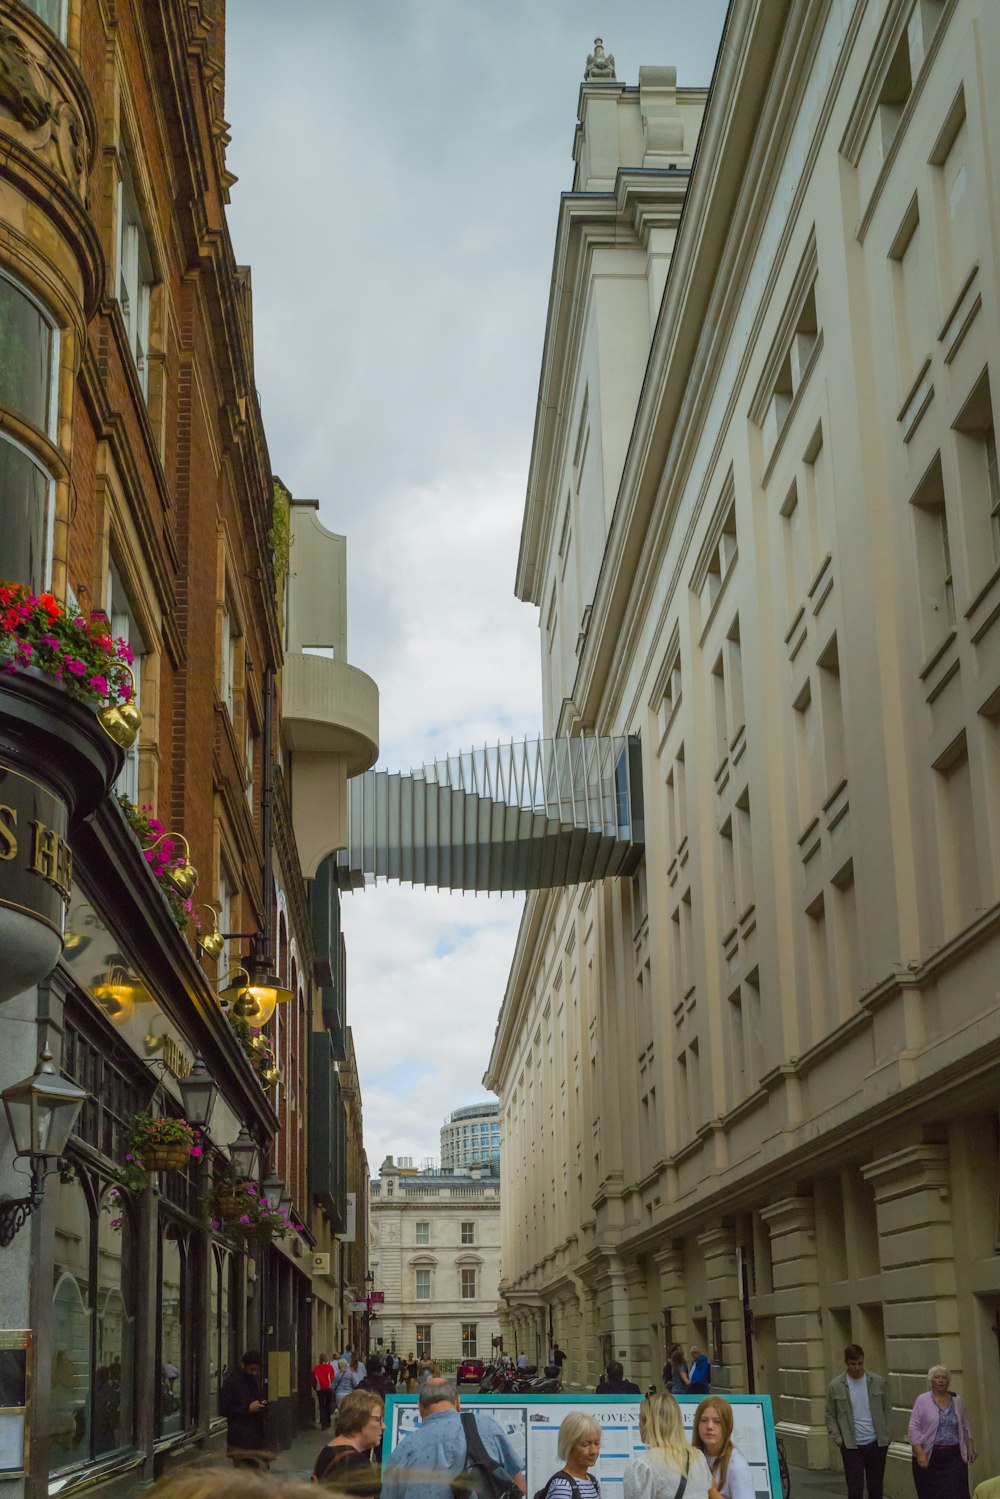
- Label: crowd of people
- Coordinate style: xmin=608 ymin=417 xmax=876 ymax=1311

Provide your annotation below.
xmin=177 ymin=1340 xmax=988 ymax=1499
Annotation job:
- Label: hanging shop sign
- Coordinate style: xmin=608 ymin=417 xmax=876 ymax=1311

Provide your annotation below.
xmin=0 ymin=762 xmax=72 ymax=1003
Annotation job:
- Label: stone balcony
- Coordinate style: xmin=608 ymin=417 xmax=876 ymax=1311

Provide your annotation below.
xmin=282 ymin=651 xmax=379 ymax=773
xmin=282 ymin=650 xmax=379 ymax=879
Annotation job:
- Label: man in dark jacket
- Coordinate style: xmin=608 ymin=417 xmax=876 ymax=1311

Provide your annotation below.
xmin=220 ymin=1349 xmax=268 ymax=1468
xmin=596 ymin=1360 xmax=640 ymax=1394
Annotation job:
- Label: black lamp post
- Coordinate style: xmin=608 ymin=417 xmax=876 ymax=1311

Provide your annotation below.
xmin=0 ymin=1047 xmax=87 ymax=1247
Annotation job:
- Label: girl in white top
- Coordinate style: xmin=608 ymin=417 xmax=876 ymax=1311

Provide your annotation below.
xmin=623 ymin=1393 xmax=720 ymax=1499
xmin=543 ymin=1412 xmax=602 ymax=1499
xmin=692 ymin=1397 xmax=755 ymax=1499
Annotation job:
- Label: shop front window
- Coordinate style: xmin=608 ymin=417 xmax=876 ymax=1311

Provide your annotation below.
xmin=50 ymin=1175 xmax=92 ymax=1472
xmin=48 ymin=1170 xmax=137 ymax=1473
xmin=211 ymin=1246 xmax=235 ymax=1407
xmin=94 ymin=1188 xmax=134 ymax=1456
xmin=158 ymin=1224 xmax=186 ymax=1436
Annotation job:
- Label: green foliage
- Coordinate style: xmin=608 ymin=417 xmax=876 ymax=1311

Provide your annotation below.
xmin=269 ymin=478 xmax=291 ymax=594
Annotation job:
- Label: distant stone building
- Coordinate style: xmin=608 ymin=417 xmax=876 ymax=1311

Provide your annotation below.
xmin=440 ymin=1101 xmax=501 ymax=1172
xmin=369 ymin=1156 xmax=501 ymax=1364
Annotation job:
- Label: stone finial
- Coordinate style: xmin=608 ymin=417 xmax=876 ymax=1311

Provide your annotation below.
xmin=584 ymin=37 xmax=616 ymax=82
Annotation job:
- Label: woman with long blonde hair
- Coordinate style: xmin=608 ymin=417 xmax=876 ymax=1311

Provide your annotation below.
xmin=623 ymin=1393 xmax=719 ymax=1499
xmin=692 ymin=1397 xmax=753 ymax=1499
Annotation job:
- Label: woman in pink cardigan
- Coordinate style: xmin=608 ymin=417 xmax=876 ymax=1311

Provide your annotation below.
xmin=908 ymin=1366 xmax=976 ymax=1499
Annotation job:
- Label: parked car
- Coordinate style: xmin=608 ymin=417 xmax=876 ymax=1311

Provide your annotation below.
xmin=457 ymin=1357 xmax=486 ymax=1383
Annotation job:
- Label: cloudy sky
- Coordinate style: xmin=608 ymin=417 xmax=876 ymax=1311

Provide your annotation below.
xmin=225 ymin=1 xmax=729 ymax=1169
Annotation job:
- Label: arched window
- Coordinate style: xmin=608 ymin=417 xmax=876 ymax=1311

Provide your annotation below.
xmin=0 ymin=271 xmax=57 ymax=591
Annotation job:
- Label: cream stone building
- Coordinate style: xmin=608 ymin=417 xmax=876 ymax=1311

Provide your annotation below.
xmin=369 ymin=1157 xmax=502 ymax=1364
xmin=485 ymin=3 xmax=1000 ymax=1489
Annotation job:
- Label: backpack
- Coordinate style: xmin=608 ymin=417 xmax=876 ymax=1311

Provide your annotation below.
xmin=534 ymin=1470 xmax=601 ymax=1499
xmin=450 ymin=1412 xmax=522 ymax=1499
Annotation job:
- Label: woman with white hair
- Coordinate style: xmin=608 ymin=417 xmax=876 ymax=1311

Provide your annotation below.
xmin=538 ymin=1413 xmax=602 ymax=1499
xmin=908 ymin=1366 xmax=976 ymax=1499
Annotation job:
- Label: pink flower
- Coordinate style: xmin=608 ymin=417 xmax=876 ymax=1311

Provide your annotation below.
xmin=239 ymin=1214 xmax=250 ymax=1224
xmin=65 ymin=658 xmax=86 ymax=677
xmin=189 ymin=1146 xmax=203 ymax=1157
xmin=212 ymin=1220 xmax=221 ymax=1230
xmin=88 ymin=675 xmax=108 ymax=695
xmin=120 ymin=681 xmax=132 ymax=702
xmin=125 ymin=1153 xmax=133 ymax=1162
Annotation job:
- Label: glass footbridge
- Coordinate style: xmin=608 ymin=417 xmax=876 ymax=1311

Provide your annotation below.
xmin=336 ymin=733 xmax=644 ymax=894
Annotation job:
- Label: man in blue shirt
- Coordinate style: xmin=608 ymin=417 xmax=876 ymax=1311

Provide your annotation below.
xmin=688 ymin=1345 xmax=711 ymax=1393
xmin=383 ymin=1379 xmax=526 ymax=1499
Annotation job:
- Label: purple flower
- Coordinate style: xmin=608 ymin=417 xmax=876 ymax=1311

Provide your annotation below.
xmin=110 ymin=1217 xmax=123 ymax=1230
xmin=239 ymin=1214 xmax=250 ymax=1224
xmin=212 ymin=1220 xmax=221 ymax=1230
xmin=125 ymin=1153 xmax=133 ymax=1162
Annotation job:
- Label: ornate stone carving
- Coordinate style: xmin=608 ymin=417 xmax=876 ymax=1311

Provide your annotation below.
xmin=0 ymin=17 xmax=90 ymax=204
xmin=0 ymin=22 xmax=50 ymax=129
xmin=584 ymin=37 xmax=616 ymax=82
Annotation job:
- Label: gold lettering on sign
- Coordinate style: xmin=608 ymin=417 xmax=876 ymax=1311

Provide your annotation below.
xmin=30 ymin=821 xmax=73 ymax=903
xmin=162 ymin=1036 xmax=192 ymax=1078
xmin=0 ymin=804 xmax=17 ymax=860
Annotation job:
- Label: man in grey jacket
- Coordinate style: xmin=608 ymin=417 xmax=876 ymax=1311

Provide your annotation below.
xmin=825 ymin=1344 xmax=892 ymax=1499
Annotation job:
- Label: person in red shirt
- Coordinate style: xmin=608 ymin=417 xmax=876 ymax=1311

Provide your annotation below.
xmin=312 ymin=1354 xmax=337 ymax=1430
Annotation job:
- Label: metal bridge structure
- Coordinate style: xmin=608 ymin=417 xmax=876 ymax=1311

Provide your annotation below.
xmin=336 ymin=733 xmax=644 ymax=894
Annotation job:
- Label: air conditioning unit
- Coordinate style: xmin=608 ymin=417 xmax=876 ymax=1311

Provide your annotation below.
xmin=312 ymin=1253 xmax=331 ymax=1276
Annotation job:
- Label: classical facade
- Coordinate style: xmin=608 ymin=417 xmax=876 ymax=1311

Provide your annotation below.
xmin=440 ymin=1102 xmax=501 ymax=1172
xmin=0 ymin=2 xmax=376 ymax=1494
xmin=486 ymin=3 xmax=1000 ymax=1490
xmin=368 ymin=1157 xmax=502 ymax=1364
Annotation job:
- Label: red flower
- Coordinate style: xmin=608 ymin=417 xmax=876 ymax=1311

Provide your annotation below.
xmin=38 ymin=594 xmax=62 ymax=619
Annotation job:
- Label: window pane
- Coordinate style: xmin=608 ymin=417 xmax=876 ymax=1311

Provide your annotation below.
xmin=94 ymin=1189 xmax=134 ymax=1456
xmin=0 ymin=273 xmax=52 ymax=430
xmin=21 ymin=0 xmax=64 ymax=36
xmin=50 ymin=1174 xmax=92 ymax=1472
xmin=0 ymin=436 xmax=50 ymax=591
xmin=159 ymin=1227 xmax=185 ymax=1436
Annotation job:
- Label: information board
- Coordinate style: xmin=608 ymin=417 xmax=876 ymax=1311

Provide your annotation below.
xmin=382 ymin=1393 xmax=782 ymax=1499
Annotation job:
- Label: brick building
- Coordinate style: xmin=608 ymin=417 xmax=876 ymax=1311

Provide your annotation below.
xmin=0 ymin=1 xmax=377 ymax=1493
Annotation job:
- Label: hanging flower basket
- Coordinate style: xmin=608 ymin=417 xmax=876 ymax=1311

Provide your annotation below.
xmin=214 ymin=1188 xmax=246 ymax=1221
xmin=210 ymin=1179 xmax=299 ymax=1241
xmin=137 ymin=1142 xmax=192 ymax=1172
xmin=125 ymin=1114 xmax=200 ymax=1176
